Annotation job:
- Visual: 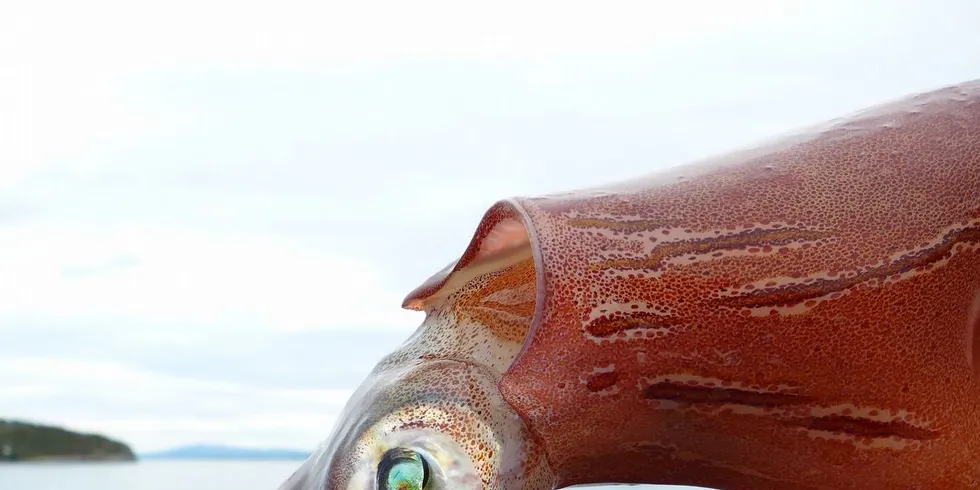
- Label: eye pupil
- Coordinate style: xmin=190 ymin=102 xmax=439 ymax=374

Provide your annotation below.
xmin=377 ymin=447 xmax=430 ymax=490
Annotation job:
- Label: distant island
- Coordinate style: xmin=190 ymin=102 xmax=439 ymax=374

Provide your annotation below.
xmin=141 ymin=444 xmax=310 ymax=461
xmin=0 ymin=419 xmax=136 ymax=462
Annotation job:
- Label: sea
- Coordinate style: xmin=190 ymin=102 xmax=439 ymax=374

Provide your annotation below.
xmin=0 ymin=460 xmax=698 ymax=489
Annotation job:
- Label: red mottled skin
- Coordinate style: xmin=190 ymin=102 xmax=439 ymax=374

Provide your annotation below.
xmin=403 ymin=80 xmax=980 ymax=489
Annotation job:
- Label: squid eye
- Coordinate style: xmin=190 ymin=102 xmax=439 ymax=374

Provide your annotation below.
xmin=376 ymin=447 xmax=431 ymax=490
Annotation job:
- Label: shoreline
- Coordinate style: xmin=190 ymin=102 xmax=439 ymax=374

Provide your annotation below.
xmin=0 ymin=455 xmax=138 ymax=464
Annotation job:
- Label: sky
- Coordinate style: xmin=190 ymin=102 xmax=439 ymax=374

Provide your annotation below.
xmin=2 ymin=0 xmax=980 ymax=466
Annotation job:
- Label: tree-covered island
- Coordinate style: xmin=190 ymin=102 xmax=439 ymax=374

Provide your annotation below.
xmin=0 ymin=419 xmax=136 ymax=462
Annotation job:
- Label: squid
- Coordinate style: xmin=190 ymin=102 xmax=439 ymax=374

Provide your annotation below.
xmin=279 ymin=79 xmax=980 ymax=490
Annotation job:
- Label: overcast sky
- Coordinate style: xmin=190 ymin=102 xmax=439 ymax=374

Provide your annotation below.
xmin=2 ymin=0 xmax=979 ymax=469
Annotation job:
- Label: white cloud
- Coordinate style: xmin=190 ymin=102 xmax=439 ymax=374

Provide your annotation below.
xmin=0 ymin=0 xmax=816 ymax=73
xmin=0 ymin=358 xmax=351 ymax=451
xmin=0 ymin=223 xmax=420 ymax=331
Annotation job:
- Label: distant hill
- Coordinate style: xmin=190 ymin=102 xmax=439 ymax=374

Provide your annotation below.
xmin=0 ymin=419 xmax=136 ymax=462
xmin=141 ymin=444 xmax=310 ymax=460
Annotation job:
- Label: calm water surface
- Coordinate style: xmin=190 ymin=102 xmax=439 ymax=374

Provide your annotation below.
xmin=0 ymin=460 xmax=696 ymax=490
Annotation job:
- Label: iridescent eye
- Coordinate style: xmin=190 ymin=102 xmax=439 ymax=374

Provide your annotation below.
xmin=377 ymin=447 xmax=431 ymax=490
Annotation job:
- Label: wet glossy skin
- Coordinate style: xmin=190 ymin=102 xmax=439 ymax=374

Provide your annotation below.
xmin=279 ymin=80 xmax=980 ymax=490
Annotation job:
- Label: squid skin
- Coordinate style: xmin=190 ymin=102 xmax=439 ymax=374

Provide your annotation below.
xmin=280 ymin=80 xmax=980 ymax=490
